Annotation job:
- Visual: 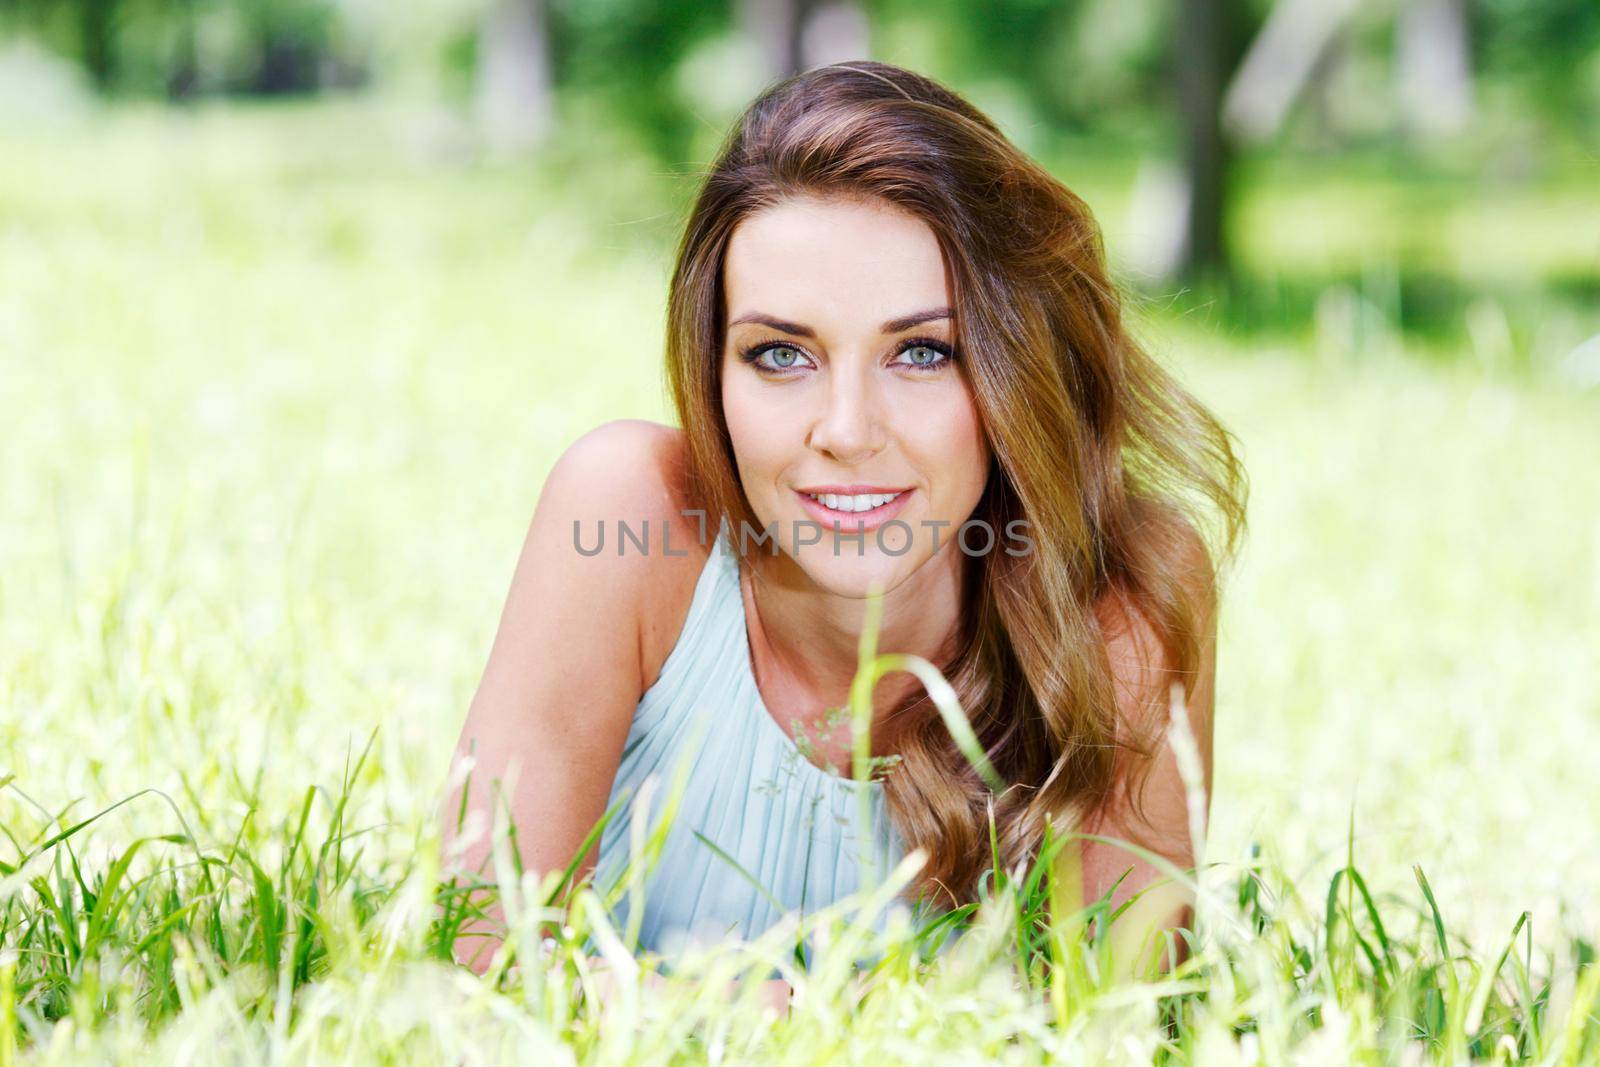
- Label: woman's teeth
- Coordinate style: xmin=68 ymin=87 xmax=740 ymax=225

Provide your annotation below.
xmin=804 ymin=491 xmax=903 ymax=513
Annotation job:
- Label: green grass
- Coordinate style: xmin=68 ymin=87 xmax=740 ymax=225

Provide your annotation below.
xmin=1 ymin=97 xmax=1598 ymax=1063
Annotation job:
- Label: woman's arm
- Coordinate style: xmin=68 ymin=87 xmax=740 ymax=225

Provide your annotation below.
xmin=439 ymin=421 xmax=800 ymax=1014
xmin=1079 ymin=523 xmax=1218 ymax=973
xmin=438 ymin=420 xmax=671 ymax=974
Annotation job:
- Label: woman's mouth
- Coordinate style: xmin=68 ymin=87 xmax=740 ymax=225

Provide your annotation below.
xmin=793 ymin=487 xmax=913 ymax=531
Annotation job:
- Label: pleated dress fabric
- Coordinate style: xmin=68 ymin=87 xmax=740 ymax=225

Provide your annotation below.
xmin=592 ymin=520 xmax=908 ymax=958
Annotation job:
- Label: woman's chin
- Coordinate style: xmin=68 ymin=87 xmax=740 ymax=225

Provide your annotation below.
xmin=791 ymin=546 xmax=919 ymax=598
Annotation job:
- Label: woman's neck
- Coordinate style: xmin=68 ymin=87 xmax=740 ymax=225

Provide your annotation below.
xmin=741 ymin=540 xmax=968 ymax=742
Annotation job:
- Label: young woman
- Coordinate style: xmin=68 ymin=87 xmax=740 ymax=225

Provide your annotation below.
xmin=443 ymin=61 xmax=1246 ymax=976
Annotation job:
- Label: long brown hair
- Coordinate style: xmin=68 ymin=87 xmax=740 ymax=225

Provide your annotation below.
xmin=664 ymin=60 xmax=1247 ymax=907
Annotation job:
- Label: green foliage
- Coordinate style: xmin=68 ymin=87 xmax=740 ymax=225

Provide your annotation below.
xmin=872 ymin=0 xmax=1177 ymax=131
xmin=547 ymin=0 xmax=730 ymax=162
xmin=2 ymin=0 xmax=357 ymax=96
xmin=3 ymin=0 xmax=1598 ymax=148
xmin=1476 ymin=0 xmax=1600 ymax=127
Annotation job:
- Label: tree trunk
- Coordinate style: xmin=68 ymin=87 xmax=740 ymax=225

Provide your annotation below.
xmin=476 ymin=0 xmax=555 ymax=155
xmin=1174 ymin=0 xmax=1234 ymax=281
xmin=741 ymin=0 xmax=809 ymax=83
xmin=79 ymin=0 xmax=117 ymax=92
xmin=741 ymin=0 xmax=868 ymax=84
xmin=800 ymin=1 xmax=870 ymax=69
xmin=1396 ymin=0 xmax=1473 ymax=139
xmin=166 ymin=0 xmax=199 ymax=100
xmin=1221 ymin=0 xmax=1360 ymax=144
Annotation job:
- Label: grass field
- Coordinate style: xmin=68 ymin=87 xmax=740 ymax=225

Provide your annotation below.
xmin=1 ymin=98 xmax=1598 ymax=1063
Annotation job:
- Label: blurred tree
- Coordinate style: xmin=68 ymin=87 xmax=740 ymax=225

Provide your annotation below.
xmin=2 ymin=0 xmax=356 ymax=97
xmin=741 ymin=0 xmax=808 ymax=78
xmin=740 ymin=0 xmax=869 ymax=83
xmin=77 ymin=0 xmax=115 ymax=89
xmin=1477 ymin=0 xmax=1600 ymax=131
xmin=1174 ymin=0 xmax=1247 ymax=280
xmin=165 ymin=0 xmax=197 ymax=98
xmin=1222 ymin=0 xmax=1359 ymax=144
xmin=874 ymin=0 xmax=1083 ymax=126
xmin=244 ymin=0 xmax=357 ymax=93
xmin=548 ymin=0 xmax=729 ymax=161
xmin=1 ymin=0 xmax=1593 ymax=158
xmin=800 ymin=1 xmax=870 ymax=69
xmin=1395 ymin=0 xmax=1473 ymax=138
xmin=1226 ymin=0 xmax=1480 ymax=146
xmin=476 ymin=0 xmax=554 ymax=153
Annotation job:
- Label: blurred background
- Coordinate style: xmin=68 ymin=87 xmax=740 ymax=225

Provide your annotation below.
xmin=1 ymin=0 xmax=1597 ymax=953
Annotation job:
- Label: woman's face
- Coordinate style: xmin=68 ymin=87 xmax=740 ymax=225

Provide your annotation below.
xmin=720 ymin=193 xmax=991 ymax=594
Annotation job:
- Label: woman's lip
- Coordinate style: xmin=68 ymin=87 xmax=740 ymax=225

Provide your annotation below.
xmin=793 ymin=488 xmax=914 ymax=532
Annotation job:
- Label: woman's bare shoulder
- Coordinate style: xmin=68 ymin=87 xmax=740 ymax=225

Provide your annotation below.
xmin=564 ymin=419 xmax=713 ymax=693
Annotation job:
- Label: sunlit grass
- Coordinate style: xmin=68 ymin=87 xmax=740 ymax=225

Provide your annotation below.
xmin=1 ymin=99 xmax=1597 ymax=1063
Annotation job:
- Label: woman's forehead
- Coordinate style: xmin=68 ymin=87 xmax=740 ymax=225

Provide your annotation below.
xmin=724 ymin=196 xmax=950 ymax=331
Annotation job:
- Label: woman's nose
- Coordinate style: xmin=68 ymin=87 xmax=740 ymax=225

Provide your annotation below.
xmin=805 ymin=368 xmax=885 ymax=464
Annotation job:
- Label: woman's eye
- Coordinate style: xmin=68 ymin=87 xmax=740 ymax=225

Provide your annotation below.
xmin=898 ymin=343 xmax=952 ymax=370
xmin=764 ymin=345 xmax=803 ymax=369
xmin=739 ymin=341 xmax=813 ymax=374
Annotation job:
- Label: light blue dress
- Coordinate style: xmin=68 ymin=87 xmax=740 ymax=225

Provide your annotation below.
xmin=592 ymin=520 xmax=910 ymax=958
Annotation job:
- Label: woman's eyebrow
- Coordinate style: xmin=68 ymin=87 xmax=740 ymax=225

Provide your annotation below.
xmin=882 ymin=306 xmax=953 ymax=333
xmin=726 ymin=307 xmax=952 ymax=336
